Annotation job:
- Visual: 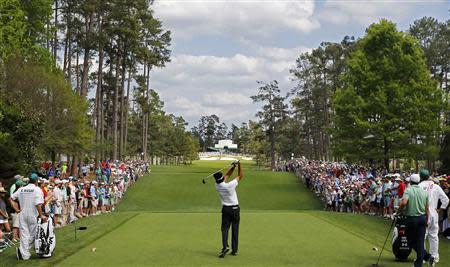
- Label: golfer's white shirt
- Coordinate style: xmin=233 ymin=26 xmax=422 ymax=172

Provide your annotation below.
xmin=216 ymin=179 xmax=239 ymax=206
xmin=11 ymin=184 xmax=44 ymax=218
xmin=419 ymin=180 xmax=449 ymax=212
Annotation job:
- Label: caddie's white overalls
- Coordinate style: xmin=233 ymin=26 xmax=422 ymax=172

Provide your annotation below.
xmin=419 ymin=180 xmax=449 ymax=262
xmin=11 ymin=184 xmax=44 ymax=260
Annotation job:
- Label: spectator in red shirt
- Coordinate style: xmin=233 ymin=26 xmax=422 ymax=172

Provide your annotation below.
xmin=398 ymin=179 xmax=406 ymax=198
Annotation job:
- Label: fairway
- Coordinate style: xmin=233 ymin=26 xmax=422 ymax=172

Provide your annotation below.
xmin=1 ymin=161 xmax=449 ymax=267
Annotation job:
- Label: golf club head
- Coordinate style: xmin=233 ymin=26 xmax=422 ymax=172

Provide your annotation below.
xmin=78 ymin=227 xmax=88 ymax=230
xmin=202 ymin=179 xmax=206 ymax=184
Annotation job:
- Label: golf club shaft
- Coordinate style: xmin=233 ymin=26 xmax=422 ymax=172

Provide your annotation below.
xmin=203 ymin=166 xmax=228 ymax=180
xmin=202 ymin=162 xmax=237 ymax=182
xmin=375 ymin=218 xmax=396 ymax=266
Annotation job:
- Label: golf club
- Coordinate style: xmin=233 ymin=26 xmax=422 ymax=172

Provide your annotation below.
xmin=202 ymin=161 xmax=239 ymax=184
xmin=373 ymin=217 xmax=396 ymax=267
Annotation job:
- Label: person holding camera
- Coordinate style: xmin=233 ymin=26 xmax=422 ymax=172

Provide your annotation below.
xmin=214 ymin=161 xmax=244 ymax=258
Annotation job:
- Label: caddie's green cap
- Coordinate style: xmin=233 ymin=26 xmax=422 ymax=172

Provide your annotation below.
xmin=30 ymin=173 xmax=39 ymax=182
xmin=419 ymin=169 xmax=430 ymax=179
xmin=15 ymin=180 xmax=24 ymax=186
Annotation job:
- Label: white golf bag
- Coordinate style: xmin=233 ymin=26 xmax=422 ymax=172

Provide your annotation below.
xmin=35 ymin=217 xmax=56 ymax=258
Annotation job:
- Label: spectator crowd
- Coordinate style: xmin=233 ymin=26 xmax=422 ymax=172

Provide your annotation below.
xmin=0 ymin=160 xmax=150 ymax=252
xmin=278 ymin=158 xmax=450 ymax=238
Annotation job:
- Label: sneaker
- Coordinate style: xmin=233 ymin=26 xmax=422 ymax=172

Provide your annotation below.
xmin=429 ymin=256 xmax=435 ymax=267
xmin=218 ymin=247 xmax=229 ymax=258
xmin=16 ymin=247 xmax=23 ymax=260
xmin=231 ymin=251 xmax=238 ymax=256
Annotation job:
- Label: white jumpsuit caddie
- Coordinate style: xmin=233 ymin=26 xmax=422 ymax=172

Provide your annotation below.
xmin=10 ymin=183 xmax=45 ymax=260
xmin=419 ymin=179 xmax=449 ymax=263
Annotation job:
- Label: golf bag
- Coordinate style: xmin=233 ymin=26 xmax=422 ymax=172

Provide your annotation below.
xmin=35 ymin=217 xmax=56 ymax=258
xmin=392 ymin=216 xmax=411 ymax=261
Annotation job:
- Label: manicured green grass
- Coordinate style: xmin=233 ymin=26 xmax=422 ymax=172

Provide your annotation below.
xmin=117 ymin=160 xmax=323 ymax=212
xmin=58 ymin=212 xmax=405 ymax=267
xmin=1 ymin=160 xmax=448 ymax=266
xmin=0 ymin=212 xmax=137 ymax=267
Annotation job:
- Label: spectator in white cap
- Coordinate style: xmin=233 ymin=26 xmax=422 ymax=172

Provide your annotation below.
xmin=89 ymin=181 xmax=98 ymax=215
xmin=67 ymin=179 xmax=77 ymax=223
xmin=10 ymin=180 xmax=24 ymax=242
xmin=53 ymin=179 xmax=64 ymax=227
xmin=61 ymin=179 xmax=69 ymax=225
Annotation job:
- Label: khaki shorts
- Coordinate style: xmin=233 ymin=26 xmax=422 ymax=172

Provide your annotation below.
xmin=11 ymin=213 xmax=19 ymax=228
xmin=54 ymin=204 xmax=62 ymax=215
xmin=91 ymin=198 xmax=98 ymax=208
xmin=81 ymin=198 xmax=89 ymax=209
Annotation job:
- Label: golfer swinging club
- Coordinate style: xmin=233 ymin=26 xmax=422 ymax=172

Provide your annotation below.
xmin=214 ymin=160 xmax=244 ymax=258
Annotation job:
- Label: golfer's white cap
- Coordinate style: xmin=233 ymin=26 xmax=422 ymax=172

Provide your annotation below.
xmin=410 ymin=174 xmax=420 ymax=183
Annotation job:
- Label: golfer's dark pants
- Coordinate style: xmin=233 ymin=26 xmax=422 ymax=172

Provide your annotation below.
xmin=221 ymin=205 xmax=240 ymax=252
xmin=406 ymin=215 xmax=429 ymax=267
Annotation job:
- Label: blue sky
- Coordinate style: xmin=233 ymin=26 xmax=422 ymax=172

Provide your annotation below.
xmin=149 ymin=0 xmax=449 ymax=128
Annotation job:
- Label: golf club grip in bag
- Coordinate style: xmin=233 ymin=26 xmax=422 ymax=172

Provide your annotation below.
xmin=392 ymin=216 xmax=411 ymax=261
xmin=35 ymin=217 xmax=56 ymax=258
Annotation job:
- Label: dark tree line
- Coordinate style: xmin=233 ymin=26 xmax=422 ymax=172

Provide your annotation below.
xmin=0 ymin=0 xmax=199 ymax=178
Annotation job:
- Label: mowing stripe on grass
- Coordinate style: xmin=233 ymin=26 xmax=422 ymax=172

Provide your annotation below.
xmin=57 ymin=212 xmax=408 ymax=267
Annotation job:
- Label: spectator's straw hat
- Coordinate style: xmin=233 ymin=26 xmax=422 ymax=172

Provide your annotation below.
xmin=0 ymin=187 xmax=7 ymax=193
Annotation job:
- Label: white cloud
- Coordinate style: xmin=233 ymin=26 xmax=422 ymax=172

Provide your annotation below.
xmin=150 ymin=45 xmax=307 ymax=126
xmin=317 ymin=0 xmax=417 ymax=26
xmin=153 ymin=0 xmax=320 ymax=40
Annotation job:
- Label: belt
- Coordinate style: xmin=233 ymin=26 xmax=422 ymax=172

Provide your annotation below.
xmin=406 ymin=214 xmax=426 ymax=218
xmin=223 ymin=205 xmax=239 ymax=208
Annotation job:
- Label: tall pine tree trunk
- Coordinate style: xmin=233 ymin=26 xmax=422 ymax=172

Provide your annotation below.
xmin=119 ymin=53 xmax=126 ymax=160
xmin=67 ymin=36 xmax=72 ymax=81
xmin=95 ymin=19 xmax=104 ymax=163
xmin=112 ymin=43 xmax=121 ymax=160
xmin=76 ymin=50 xmax=80 ymax=93
xmin=270 ymin=126 xmax=275 ymax=171
xmin=124 ymin=69 xmax=131 ymax=156
xmin=80 ymin=13 xmax=94 ymax=98
xmin=53 ymin=0 xmax=58 ymax=63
